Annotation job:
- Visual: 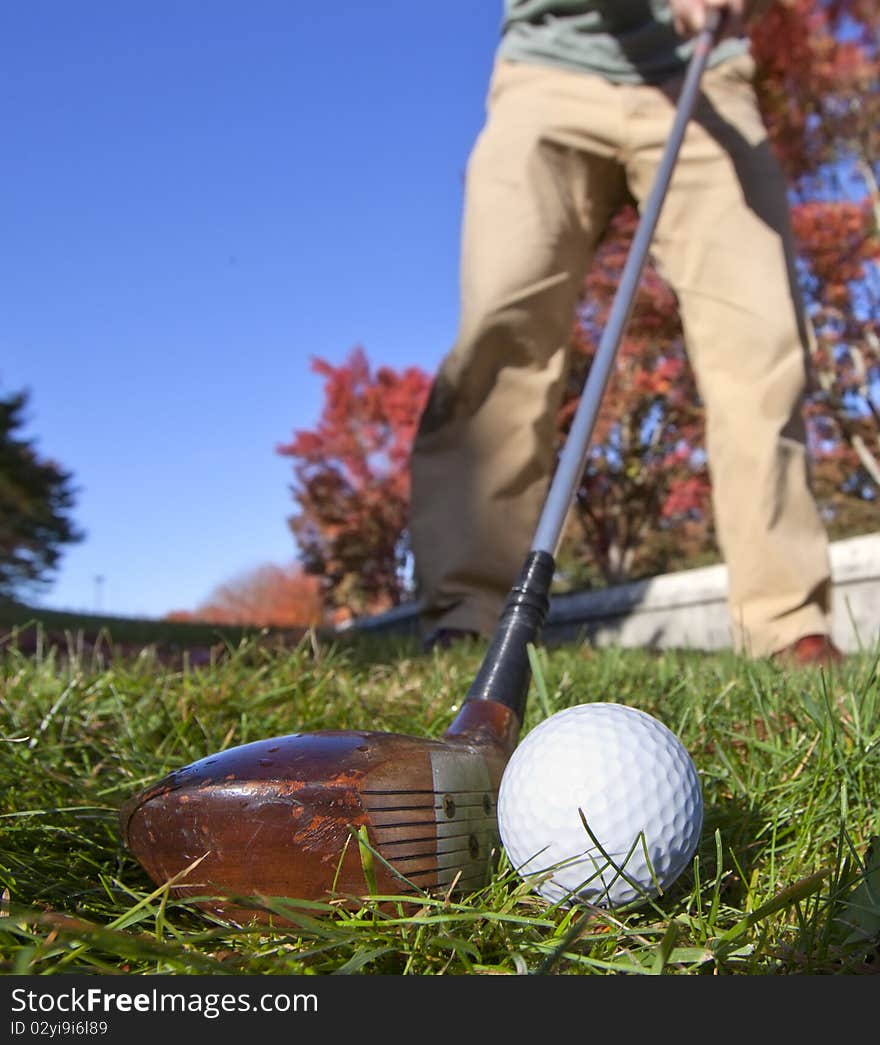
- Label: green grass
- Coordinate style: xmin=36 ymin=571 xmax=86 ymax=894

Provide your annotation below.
xmin=0 ymin=599 xmax=310 ymax=658
xmin=1 ymin=624 xmax=878 ymax=975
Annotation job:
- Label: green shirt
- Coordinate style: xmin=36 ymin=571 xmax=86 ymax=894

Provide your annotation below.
xmin=497 ymin=0 xmax=748 ymax=84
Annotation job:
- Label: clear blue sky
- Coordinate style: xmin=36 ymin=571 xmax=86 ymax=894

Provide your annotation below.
xmin=1 ymin=2 xmax=504 ymax=618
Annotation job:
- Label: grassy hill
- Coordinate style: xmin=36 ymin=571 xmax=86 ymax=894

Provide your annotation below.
xmin=0 ymin=599 xmax=316 ymax=663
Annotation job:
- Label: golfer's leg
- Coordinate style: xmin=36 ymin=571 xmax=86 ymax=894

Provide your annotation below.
xmin=410 ymin=61 xmax=625 ymax=638
xmin=626 ymin=55 xmax=832 ymax=655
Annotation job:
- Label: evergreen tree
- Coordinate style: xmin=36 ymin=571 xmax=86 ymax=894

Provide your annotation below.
xmin=0 ymin=389 xmax=84 ymax=600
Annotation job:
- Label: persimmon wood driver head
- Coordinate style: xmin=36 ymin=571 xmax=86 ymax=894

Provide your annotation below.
xmin=120 ymin=554 xmax=553 ymax=922
xmin=120 ymin=17 xmax=720 ymax=923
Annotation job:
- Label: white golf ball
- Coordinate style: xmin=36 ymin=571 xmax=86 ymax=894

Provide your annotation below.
xmin=498 ymin=702 xmax=703 ymax=908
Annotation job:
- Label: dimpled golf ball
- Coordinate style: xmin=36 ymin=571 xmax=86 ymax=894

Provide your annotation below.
xmin=498 ymin=702 xmax=703 ymax=908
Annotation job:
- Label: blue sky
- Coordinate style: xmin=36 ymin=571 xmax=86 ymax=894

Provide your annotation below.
xmin=1 ymin=3 xmax=504 ymax=618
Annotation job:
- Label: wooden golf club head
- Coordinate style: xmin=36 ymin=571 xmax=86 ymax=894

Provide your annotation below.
xmin=120 ymin=700 xmax=519 ymax=923
xmin=121 ymin=552 xmax=554 ymax=923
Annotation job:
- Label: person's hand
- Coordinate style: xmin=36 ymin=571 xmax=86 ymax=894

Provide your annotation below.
xmin=669 ymin=0 xmax=745 ymax=38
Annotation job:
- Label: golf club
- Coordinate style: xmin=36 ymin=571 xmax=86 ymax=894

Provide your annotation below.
xmin=121 ymin=12 xmax=724 ymax=924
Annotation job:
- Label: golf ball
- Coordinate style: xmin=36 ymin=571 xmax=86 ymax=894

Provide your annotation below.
xmin=498 ymin=702 xmax=703 ymax=908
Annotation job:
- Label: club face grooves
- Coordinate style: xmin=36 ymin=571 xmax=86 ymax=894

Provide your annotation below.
xmin=364 ymin=784 xmax=500 ymax=891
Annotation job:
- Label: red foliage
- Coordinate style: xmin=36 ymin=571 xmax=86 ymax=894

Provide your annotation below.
xmin=170 ymin=563 xmax=324 ymax=629
xmin=750 ymin=0 xmax=879 ymax=179
xmin=791 ymin=200 xmax=879 ymax=309
xmin=749 ymin=1 xmax=880 ymax=521
xmin=277 ymin=347 xmax=431 ymax=614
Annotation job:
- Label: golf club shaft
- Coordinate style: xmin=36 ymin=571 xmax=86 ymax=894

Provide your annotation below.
xmin=461 ymin=10 xmax=724 ymax=719
xmin=532 ymin=10 xmax=722 ymax=555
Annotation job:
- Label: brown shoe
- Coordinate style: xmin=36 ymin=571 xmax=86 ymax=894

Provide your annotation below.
xmin=773 ymin=634 xmax=845 ymax=669
xmin=422 ymin=627 xmax=481 ymax=653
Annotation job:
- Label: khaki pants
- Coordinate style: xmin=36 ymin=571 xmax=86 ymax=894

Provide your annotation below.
xmin=409 ymin=54 xmax=832 ymax=657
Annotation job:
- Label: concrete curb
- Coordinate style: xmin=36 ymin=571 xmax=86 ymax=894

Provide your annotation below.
xmin=351 ymin=532 xmax=879 ymax=654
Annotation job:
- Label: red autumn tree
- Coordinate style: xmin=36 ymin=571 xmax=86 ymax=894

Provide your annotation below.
xmin=751 ymin=0 xmax=879 ymax=532
xmin=167 ymin=562 xmax=324 ymax=629
xmin=277 ymin=347 xmax=431 ymax=615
